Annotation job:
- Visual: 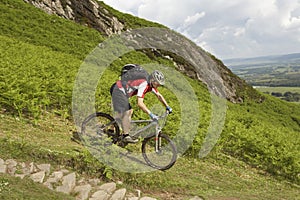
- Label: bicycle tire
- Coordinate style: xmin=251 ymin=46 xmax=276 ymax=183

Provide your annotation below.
xmin=81 ymin=112 xmax=120 ymax=144
xmin=142 ymin=133 xmax=177 ymax=170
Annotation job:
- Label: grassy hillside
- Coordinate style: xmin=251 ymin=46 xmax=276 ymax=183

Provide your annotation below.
xmin=0 ymin=174 xmax=74 ymax=200
xmin=0 ymin=0 xmax=299 ymax=199
xmin=0 ymin=112 xmax=299 ymax=199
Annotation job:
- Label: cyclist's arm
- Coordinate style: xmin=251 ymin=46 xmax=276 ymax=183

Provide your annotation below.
xmin=155 ymin=92 xmax=169 ymax=108
xmin=137 ymin=97 xmax=151 ymax=115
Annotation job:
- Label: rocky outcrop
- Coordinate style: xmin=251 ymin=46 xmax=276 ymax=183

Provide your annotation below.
xmin=24 ymin=0 xmax=125 ymax=36
xmin=121 ymin=29 xmax=260 ymax=103
xmin=0 ymin=157 xmax=150 ymax=200
xmin=24 ymin=0 xmax=262 ymax=103
xmin=0 ymin=157 xmax=203 ymax=200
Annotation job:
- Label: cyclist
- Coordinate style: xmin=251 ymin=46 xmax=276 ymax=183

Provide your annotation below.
xmin=110 ymin=67 xmax=172 ymax=143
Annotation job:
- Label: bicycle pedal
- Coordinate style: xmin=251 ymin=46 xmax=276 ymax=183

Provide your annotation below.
xmin=122 ymin=135 xmax=138 ymax=143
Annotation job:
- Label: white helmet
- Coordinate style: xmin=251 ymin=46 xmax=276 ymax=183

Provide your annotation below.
xmin=150 ymin=70 xmax=165 ymax=85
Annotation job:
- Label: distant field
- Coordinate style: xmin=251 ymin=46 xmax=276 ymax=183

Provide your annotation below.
xmin=230 ymin=65 xmax=300 ymax=86
xmin=255 ymin=86 xmax=300 ymax=103
xmin=255 ymin=86 xmax=300 ymax=93
xmin=225 ymin=54 xmax=300 ymax=102
xmin=224 ymin=53 xmax=300 ymax=87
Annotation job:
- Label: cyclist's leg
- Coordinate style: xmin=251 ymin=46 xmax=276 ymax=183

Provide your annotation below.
xmin=111 ymin=84 xmax=130 ymax=121
xmin=121 ymin=108 xmax=133 ymax=134
xmin=117 ymin=107 xmax=137 ymax=143
xmin=111 ymin=86 xmax=137 ymax=142
xmin=110 ymin=85 xmax=138 ymax=143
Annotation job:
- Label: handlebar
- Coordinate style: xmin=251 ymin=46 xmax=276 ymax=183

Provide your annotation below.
xmin=151 ymin=110 xmax=169 ymax=122
xmin=158 ymin=110 xmax=170 ymax=119
xmin=131 ymin=111 xmax=169 ymax=124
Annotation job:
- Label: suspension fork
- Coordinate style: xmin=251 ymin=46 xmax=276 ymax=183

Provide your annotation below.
xmin=155 ymin=124 xmax=162 ymax=153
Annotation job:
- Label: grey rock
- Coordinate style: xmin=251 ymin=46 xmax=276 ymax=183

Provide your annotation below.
xmin=73 ymin=184 xmax=92 ymax=200
xmin=89 ymin=190 xmax=109 ymax=200
xmin=56 ymin=172 xmax=76 ymax=194
xmin=127 ymin=197 xmax=139 ymax=200
xmin=46 ymin=171 xmax=64 ymax=183
xmin=19 ymin=162 xmax=31 ymax=176
xmin=30 ymin=171 xmax=46 ymax=183
xmin=140 ymin=197 xmax=157 ymax=200
xmin=5 ymin=159 xmax=17 ymax=175
xmin=110 ymin=188 xmax=126 ymax=200
xmin=29 ymin=162 xmax=38 ymax=173
xmin=44 ymin=170 xmax=64 ymax=190
xmin=136 ymin=189 xmax=141 ymax=197
xmin=126 ymin=191 xmax=139 ymax=199
xmin=37 ymin=163 xmax=51 ymax=175
xmin=88 ymin=178 xmax=101 ymax=186
xmin=0 ymin=158 xmax=7 ymax=173
xmin=25 ymin=0 xmax=125 ymax=36
xmin=0 ymin=157 xmax=160 ymax=200
xmin=99 ymin=182 xmax=116 ymax=194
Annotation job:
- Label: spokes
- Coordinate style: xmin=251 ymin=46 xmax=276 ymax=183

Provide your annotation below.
xmin=142 ymin=133 xmax=177 ymax=170
xmin=81 ymin=112 xmax=120 ymax=144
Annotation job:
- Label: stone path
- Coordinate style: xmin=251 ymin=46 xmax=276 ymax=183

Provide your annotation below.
xmin=0 ymin=157 xmax=202 ymax=200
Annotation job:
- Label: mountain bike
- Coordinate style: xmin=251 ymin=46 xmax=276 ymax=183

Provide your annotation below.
xmin=81 ymin=111 xmax=177 ymax=170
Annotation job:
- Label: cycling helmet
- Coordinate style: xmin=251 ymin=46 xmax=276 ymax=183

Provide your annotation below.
xmin=150 ymin=70 xmax=165 ymax=85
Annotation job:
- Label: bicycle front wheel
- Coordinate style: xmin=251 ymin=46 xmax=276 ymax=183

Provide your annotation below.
xmin=81 ymin=112 xmax=120 ymax=144
xmin=142 ymin=133 xmax=177 ymax=170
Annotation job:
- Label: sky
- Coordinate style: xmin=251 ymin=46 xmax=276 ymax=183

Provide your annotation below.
xmin=100 ymin=0 xmax=300 ymax=60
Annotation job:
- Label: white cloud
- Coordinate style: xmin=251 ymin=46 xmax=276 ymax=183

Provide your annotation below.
xmin=97 ymin=0 xmax=141 ymax=15
xmin=234 ymin=28 xmax=245 ymax=37
xmin=183 ymin=12 xmax=205 ymax=28
xmin=101 ymin=0 xmax=300 ymax=59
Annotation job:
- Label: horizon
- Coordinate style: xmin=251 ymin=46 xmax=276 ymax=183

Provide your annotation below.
xmin=223 ymin=52 xmax=300 ymax=61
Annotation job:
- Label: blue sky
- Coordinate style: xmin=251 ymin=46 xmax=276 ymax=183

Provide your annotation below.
xmin=100 ymin=0 xmax=300 ymax=60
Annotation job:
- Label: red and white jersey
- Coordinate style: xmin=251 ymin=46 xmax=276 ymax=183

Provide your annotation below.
xmin=116 ymin=79 xmax=159 ymax=98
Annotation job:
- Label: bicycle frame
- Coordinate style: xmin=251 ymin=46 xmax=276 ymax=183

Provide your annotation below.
xmin=129 ymin=111 xmax=169 ymax=152
xmin=81 ymin=111 xmax=176 ymax=170
xmin=129 ymin=119 xmax=156 ymax=138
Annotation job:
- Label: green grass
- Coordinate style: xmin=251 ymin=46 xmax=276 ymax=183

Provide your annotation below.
xmin=0 ymin=0 xmax=104 ymax=60
xmin=125 ymin=156 xmax=300 ymax=200
xmin=0 ymin=35 xmax=81 ymax=119
xmin=220 ymin=97 xmax=300 ymax=183
xmin=0 ymin=174 xmax=74 ymax=200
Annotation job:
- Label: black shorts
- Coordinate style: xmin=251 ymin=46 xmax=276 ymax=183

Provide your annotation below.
xmin=110 ymin=83 xmax=132 ymax=113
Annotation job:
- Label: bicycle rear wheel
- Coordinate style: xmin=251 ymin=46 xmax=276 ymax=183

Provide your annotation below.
xmin=142 ymin=133 xmax=177 ymax=170
xmin=81 ymin=112 xmax=120 ymax=144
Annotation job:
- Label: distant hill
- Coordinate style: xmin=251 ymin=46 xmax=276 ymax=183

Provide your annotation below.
xmin=223 ymin=53 xmax=300 ymax=86
xmin=223 ymin=53 xmax=300 ymax=68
